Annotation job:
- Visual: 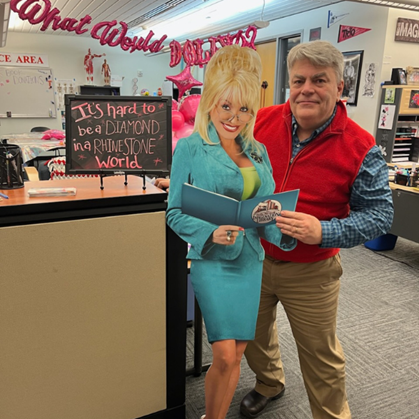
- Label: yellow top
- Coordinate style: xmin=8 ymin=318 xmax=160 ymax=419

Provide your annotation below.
xmin=240 ymin=166 xmax=261 ymax=200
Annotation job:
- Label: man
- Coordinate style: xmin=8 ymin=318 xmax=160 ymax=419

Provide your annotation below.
xmin=240 ymin=40 xmax=393 ymax=419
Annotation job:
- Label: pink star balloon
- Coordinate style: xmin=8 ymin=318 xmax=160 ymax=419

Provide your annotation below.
xmin=167 ymin=66 xmax=203 ymax=100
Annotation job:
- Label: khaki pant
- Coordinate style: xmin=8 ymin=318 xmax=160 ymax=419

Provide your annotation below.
xmin=244 ymin=254 xmax=351 ymax=419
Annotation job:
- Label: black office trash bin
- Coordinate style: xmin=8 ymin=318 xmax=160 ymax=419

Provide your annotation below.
xmin=0 ymin=142 xmax=25 ymax=189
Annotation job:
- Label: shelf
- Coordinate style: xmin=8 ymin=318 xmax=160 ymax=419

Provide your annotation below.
xmin=398 ymin=115 xmax=419 ymax=121
xmin=79 ymin=85 xmax=120 ymax=96
xmin=376 ymin=87 xmax=419 ymax=164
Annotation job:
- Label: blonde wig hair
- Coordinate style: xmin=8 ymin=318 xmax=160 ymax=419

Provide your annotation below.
xmin=194 ymin=45 xmax=262 ymax=151
xmin=287 ymin=40 xmax=344 ymax=83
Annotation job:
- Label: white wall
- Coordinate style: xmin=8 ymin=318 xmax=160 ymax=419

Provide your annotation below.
xmin=0 ymin=32 xmax=203 ymax=135
xmin=255 ymin=1 xmax=390 ymax=135
xmin=382 ymin=8 xmax=419 ymax=81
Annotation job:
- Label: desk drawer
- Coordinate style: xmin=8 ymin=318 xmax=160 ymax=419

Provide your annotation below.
xmin=390 ymin=189 xmax=419 ymax=243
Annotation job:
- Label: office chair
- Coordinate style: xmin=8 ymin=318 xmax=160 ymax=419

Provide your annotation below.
xmin=30 ymin=126 xmax=50 ymax=132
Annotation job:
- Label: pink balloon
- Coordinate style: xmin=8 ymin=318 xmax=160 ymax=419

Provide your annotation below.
xmin=179 ymin=94 xmax=201 ymax=125
xmin=169 ymin=40 xmax=182 ymax=68
xmin=172 ymin=99 xmax=179 ymax=111
xmin=183 ymin=40 xmax=197 ymax=66
xmin=167 ymin=67 xmax=202 ymax=99
xmin=172 ymin=110 xmax=185 ymax=131
xmin=176 ymin=123 xmax=194 ymax=139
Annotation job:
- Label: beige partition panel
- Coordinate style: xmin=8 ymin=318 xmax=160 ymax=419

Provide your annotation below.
xmin=0 ymin=212 xmax=166 ymax=419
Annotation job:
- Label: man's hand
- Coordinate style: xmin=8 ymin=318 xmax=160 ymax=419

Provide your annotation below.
xmin=276 ymin=210 xmax=322 ymax=245
xmin=154 ymin=178 xmax=170 ymax=192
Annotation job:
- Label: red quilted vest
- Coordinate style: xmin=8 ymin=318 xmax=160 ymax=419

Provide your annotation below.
xmin=255 ymin=101 xmax=375 ymax=263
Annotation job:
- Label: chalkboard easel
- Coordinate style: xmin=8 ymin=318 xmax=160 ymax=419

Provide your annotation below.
xmin=65 ymin=95 xmax=172 ymax=189
xmin=98 ymin=171 xmax=152 ymax=191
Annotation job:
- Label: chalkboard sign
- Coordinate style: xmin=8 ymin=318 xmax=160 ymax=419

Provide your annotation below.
xmin=65 ymin=95 xmax=172 ymax=175
xmin=0 ymin=66 xmax=56 ymax=118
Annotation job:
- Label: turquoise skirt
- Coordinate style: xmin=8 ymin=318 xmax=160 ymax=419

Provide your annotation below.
xmin=190 ymin=240 xmax=263 ymax=343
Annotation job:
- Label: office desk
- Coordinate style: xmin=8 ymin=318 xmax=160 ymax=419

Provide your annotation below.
xmin=389 ymin=183 xmax=419 ymax=244
xmin=2 ymin=134 xmax=64 ymax=164
xmin=0 ymin=176 xmax=187 ymax=419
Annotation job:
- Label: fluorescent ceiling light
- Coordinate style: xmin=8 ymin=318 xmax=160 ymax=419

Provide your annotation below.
xmin=135 ymin=0 xmax=274 ymax=39
xmin=0 ymin=1 xmax=11 ymax=48
xmin=6 ymin=1 xmax=17 ymax=30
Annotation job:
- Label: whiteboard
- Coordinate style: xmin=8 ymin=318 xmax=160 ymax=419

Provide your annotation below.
xmin=0 ymin=66 xmax=57 ymax=118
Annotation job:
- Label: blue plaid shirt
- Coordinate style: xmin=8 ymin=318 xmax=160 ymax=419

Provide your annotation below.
xmin=291 ymin=107 xmax=393 ymax=248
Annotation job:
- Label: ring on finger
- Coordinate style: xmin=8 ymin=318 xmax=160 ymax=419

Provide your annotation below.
xmin=226 ymin=230 xmax=232 ymax=242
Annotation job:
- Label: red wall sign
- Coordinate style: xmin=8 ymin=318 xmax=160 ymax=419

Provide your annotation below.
xmin=337 ymin=25 xmax=371 ymax=43
xmin=0 ymin=52 xmax=48 ymax=66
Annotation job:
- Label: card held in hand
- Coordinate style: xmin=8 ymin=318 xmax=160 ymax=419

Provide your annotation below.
xmin=181 ymin=183 xmax=299 ymax=229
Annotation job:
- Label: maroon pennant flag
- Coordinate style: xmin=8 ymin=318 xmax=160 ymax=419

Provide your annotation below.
xmin=338 ymin=25 xmax=371 ymax=43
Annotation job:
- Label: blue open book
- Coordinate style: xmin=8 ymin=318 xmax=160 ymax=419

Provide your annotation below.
xmin=181 ymin=183 xmax=299 ymax=229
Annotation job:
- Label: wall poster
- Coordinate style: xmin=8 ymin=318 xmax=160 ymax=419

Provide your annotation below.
xmin=384 ymin=88 xmax=396 ymax=104
xmin=362 ymin=63 xmax=376 ymax=98
xmin=378 ymin=104 xmax=396 ymax=130
xmin=342 ymin=50 xmax=363 ymax=106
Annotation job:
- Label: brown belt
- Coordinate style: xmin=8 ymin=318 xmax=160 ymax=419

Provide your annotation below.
xmin=266 ymin=254 xmax=291 ymax=263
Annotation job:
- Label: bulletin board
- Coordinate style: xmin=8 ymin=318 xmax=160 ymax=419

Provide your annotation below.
xmin=0 ymin=66 xmax=57 ymax=118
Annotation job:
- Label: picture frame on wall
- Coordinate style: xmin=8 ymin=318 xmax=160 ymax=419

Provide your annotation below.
xmin=309 ymin=27 xmax=321 ymax=41
xmin=342 ymin=50 xmax=364 ymax=106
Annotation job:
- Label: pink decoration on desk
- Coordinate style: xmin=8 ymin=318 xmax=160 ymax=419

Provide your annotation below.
xmin=42 ymin=129 xmax=65 ymax=140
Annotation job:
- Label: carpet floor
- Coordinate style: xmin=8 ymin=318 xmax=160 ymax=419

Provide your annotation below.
xmin=185 ymin=237 xmax=419 ymax=419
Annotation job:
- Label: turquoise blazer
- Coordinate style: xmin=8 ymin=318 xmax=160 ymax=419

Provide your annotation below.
xmin=166 ymin=124 xmax=284 ymax=262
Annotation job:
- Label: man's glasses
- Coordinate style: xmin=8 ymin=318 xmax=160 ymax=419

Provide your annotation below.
xmin=216 ymin=105 xmax=254 ymax=123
